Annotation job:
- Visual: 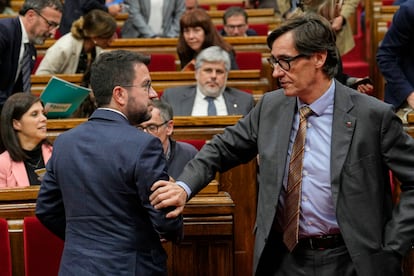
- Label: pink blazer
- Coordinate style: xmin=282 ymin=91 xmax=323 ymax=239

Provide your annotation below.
xmin=0 ymin=144 xmax=53 ymax=188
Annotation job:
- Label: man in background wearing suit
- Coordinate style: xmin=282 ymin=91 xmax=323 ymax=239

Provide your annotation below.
xmin=0 ymin=0 xmax=63 ymax=112
xmin=377 ymin=0 xmax=414 ymax=123
xmin=150 ymin=13 xmax=414 ymax=275
xmin=36 ymin=50 xmax=183 ymax=275
xmin=138 ymin=99 xmax=198 ymax=180
xmin=220 ymin=6 xmax=258 ymax=37
xmin=161 ymin=46 xmax=254 ymax=116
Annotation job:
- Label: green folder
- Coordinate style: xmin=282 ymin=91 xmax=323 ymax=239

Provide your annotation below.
xmin=40 ymin=76 xmax=91 ymax=118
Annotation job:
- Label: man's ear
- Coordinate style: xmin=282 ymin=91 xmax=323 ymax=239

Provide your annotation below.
xmin=166 ymin=120 xmax=174 ymax=136
xmin=113 ymin=86 xmax=127 ymax=106
xmin=313 ymin=51 xmax=328 ymax=69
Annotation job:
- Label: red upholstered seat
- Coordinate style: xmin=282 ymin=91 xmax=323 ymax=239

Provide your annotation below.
xmin=382 ymin=0 xmax=394 ymax=5
xmin=0 ymin=218 xmax=12 ymax=276
xmin=32 ymin=55 xmax=44 ymax=74
xmin=235 ymin=52 xmax=262 ymax=70
xmin=179 ymin=139 xmax=206 ymax=151
xmin=24 ymin=217 xmax=64 ymax=276
xmin=217 ymin=3 xmax=244 ymax=10
xmin=148 ymin=54 xmax=177 ymax=72
xmin=199 ymin=4 xmax=210 ymax=10
xmin=249 ymin=23 xmax=269 ymax=36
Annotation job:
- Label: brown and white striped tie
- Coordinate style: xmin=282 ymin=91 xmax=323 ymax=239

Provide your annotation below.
xmin=283 ymin=106 xmax=313 ymax=252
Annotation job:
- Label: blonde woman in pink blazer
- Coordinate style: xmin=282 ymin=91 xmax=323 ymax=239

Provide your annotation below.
xmin=0 ymin=93 xmax=52 ymax=188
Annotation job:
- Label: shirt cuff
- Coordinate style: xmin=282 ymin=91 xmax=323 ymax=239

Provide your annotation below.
xmin=176 ymin=181 xmax=192 ymax=200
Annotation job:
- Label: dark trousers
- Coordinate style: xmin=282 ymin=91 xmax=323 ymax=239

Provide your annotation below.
xmin=256 ymin=234 xmax=357 ymax=276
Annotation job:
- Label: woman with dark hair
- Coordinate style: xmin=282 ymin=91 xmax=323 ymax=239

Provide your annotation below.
xmin=0 ymin=93 xmax=52 ymax=187
xmin=35 ymin=9 xmax=117 ymax=75
xmin=177 ymin=8 xmax=239 ymax=70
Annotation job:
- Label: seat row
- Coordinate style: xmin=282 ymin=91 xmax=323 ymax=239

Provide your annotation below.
xmin=0 ymin=217 xmax=63 ymax=276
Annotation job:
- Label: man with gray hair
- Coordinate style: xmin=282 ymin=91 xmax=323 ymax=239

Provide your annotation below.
xmin=161 ymin=46 xmax=254 ymax=116
xmin=0 ymin=0 xmax=63 ymax=111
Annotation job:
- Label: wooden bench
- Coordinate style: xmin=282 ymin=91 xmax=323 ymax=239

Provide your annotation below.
xmin=31 ymin=70 xmax=270 ymax=103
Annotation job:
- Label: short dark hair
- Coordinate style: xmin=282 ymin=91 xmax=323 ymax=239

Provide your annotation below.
xmin=152 ymin=100 xmax=173 ymax=121
xmin=0 ymin=93 xmax=46 ymax=161
xmin=90 ymin=50 xmax=150 ymax=107
xmin=267 ymin=12 xmax=338 ymax=78
xmin=223 ymin=6 xmax=248 ymax=25
xmin=19 ymin=0 xmax=63 ymax=15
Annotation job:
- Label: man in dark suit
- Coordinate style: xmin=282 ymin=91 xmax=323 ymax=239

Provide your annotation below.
xmin=36 ymin=50 xmax=183 ymax=275
xmin=161 ymin=46 xmax=254 ymax=116
xmin=150 ymin=13 xmax=414 ymax=275
xmin=0 ymin=0 xmax=63 ymax=111
xmin=377 ymin=0 xmax=414 ymax=121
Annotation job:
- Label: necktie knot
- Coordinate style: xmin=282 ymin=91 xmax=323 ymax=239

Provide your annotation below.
xmin=299 ymin=106 xmax=313 ymax=120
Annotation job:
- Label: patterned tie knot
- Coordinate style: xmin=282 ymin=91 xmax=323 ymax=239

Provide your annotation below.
xmin=299 ymin=106 xmax=313 ymax=120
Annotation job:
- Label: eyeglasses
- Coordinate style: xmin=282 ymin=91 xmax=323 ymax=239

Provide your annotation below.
xmin=267 ymin=54 xmax=308 ymax=71
xmin=225 ymin=24 xmax=247 ymax=30
xmin=120 ymin=81 xmax=152 ymax=93
xmin=33 ymin=9 xmax=60 ymax=29
xmin=137 ymin=120 xmax=169 ymax=133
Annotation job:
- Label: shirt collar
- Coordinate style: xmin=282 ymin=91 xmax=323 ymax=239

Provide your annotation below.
xmin=297 ymin=80 xmax=335 ymax=116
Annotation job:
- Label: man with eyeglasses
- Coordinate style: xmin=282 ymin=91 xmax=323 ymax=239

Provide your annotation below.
xmin=150 ymin=13 xmax=414 ymax=276
xmin=161 ymin=46 xmax=254 ymax=116
xmin=36 ymin=50 xmax=183 ymax=275
xmin=0 ymin=0 xmax=63 ymax=112
xmin=138 ymin=100 xmax=198 ymax=180
xmin=220 ymin=6 xmax=257 ymax=37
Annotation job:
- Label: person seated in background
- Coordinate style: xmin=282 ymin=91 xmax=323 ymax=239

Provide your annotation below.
xmin=177 ymin=8 xmax=239 ymax=71
xmin=137 ymin=100 xmax=198 ymax=180
xmin=59 ymin=0 xmax=121 ymax=36
xmin=0 ymin=0 xmax=16 ymax=15
xmin=220 ymin=6 xmax=257 ymax=37
xmin=121 ymin=0 xmax=185 ymax=38
xmin=35 ymin=9 xmax=117 ymax=75
xmin=185 ymin=0 xmax=198 ymax=10
xmin=162 ymin=46 xmax=253 ymax=116
xmin=0 ymin=93 xmax=52 ymax=188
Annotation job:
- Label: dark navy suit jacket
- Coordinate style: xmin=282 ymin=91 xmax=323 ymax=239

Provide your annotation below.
xmin=0 ymin=17 xmax=36 ymax=107
xmin=377 ymin=0 xmax=414 ymax=108
xmin=59 ymin=0 xmax=108 ymax=35
xmin=36 ymin=109 xmax=183 ymax=275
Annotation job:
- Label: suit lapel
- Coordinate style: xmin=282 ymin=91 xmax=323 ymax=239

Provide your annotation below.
xmin=223 ymin=88 xmax=237 ymax=114
xmin=180 ymin=87 xmax=197 ymax=115
xmin=330 ymin=81 xmax=356 ymax=202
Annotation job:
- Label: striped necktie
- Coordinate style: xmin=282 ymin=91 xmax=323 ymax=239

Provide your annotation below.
xmin=283 ymin=106 xmax=314 ymax=252
xmin=21 ymin=43 xmax=32 ymax=93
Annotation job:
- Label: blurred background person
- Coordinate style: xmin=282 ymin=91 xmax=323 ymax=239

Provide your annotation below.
xmin=177 ymin=8 xmax=238 ymax=71
xmin=59 ymin=0 xmax=121 ymax=36
xmin=0 ymin=93 xmax=52 ymax=188
xmin=0 ymin=0 xmax=63 ymax=112
xmin=185 ymin=0 xmax=198 ymax=10
xmin=137 ymin=100 xmax=198 ymax=180
xmin=36 ymin=9 xmax=117 ymax=75
xmin=377 ymin=0 xmax=414 ymax=122
xmin=220 ymin=6 xmax=257 ymax=37
xmin=0 ymin=0 xmax=16 ymax=15
xmin=121 ymin=0 xmax=185 ymax=38
xmin=162 ymin=46 xmax=253 ymax=115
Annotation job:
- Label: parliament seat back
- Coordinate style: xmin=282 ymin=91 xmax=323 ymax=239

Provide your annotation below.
xmin=0 ymin=218 xmax=12 ymax=276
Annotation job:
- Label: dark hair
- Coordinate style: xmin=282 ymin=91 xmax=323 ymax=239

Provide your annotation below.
xmin=71 ymin=9 xmax=117 ymax=40
xmin=19 ymin=0 xmax=63 ymax=15
xmin=90 ymin=50 xmax=150 ymax=107
xmin=177 ymin=8 xmax=234 ymax=69
xmin=267 ymin=12 xmax=338 ymax=78
xmin=223 ymin=6 xmax=248 ymax=25
xmin=152 ymin=100 xmax=173 ymax=121
xmin=0 ymin=93 xmax=48 ymax=161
